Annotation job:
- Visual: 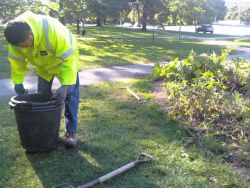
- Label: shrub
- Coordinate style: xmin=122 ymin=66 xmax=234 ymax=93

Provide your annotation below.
xmin=154 ymin=51 xmax=250 ymax=146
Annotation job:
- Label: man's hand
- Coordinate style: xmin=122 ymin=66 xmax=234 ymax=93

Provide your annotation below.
xmin=52 ymin=86 xmax=69 ymax=103
xmin=14 ymin=84 xmax=28 ymax=95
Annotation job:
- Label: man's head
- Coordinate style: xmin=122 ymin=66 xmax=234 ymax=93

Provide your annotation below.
xmin=4 ymin=20 xmax=34 ymax=48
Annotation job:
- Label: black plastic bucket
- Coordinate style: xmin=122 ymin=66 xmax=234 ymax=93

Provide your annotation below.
xmin=9 ymin=94 xmax=63 ymax=152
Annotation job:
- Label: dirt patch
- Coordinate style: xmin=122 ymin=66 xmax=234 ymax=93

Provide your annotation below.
xmin=150 ymin=81 xmax=168 ymax=113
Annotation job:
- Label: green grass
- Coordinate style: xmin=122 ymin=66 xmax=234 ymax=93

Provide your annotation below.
xmin=235 ymin=39 xmax=250 ymax=47
xmin=75 ymin=25 xmax=223 ymax=68
xmin=75 ymin=24 xmax=158 ymax=38
xmin=77 ymin=37 xmax=223 ymax=68
xmin=0 ymin=26 xmax=11 ymax=78
xmin=0 ymin=25 xmax=224 ymax=78
xmin=162 ymin=29 xmax=232 ymax=38
xmin=0 ymin=79 xmax=248 ymax=188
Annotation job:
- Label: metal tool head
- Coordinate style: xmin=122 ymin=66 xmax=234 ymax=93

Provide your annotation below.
xmin=138 ymin=99 xmax=147 ymax=104
xmin=137 ymin=153 xmax=153 ymax=162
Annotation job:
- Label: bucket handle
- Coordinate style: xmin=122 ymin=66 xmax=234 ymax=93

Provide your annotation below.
xmin=9 ymin=102 xmax=25 ymax=109
xmin=9 ymin=101 xmax=34 ymax=110
xmin=9 ymin=102 xmax=16 ymax=109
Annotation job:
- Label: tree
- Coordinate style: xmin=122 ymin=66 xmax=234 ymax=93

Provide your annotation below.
xmin=187 ymin=0 xmax=205 ymax=26
xmin=202 ymin=0 xmax=227 ymax=23
xmin=153 ymin=0 xmax=170 ymax=28
xmin=128 ymin=0 xmax=163 ymax=31
xmin=0 ymin=0 xmax=60 ymax=20
xmin=166 ymin=0 xmax=226 ymax=27
xmin=225 ymin=6 xmax=239 ymax=20
xmin=62 ymin=0 xmax=88 ymax=33
xmin=0 ymin=0 xmax=26 ymax=19
xmin=85 ymin=0 xmax=105 ymax=26
xmin=167 ymin=0 xmax=205 ymax=26
xmin=167 ymin=0 xmax=192 ymax=39
xmin=85 ymin=0 xmax=130 ymax=26
xmin=141 ymin=0 xmax=152 ymax=31
xmin=128 ymin=0 xmax=142 ymax=27
xmin=241 ymin=8 xmax=250 ymax=25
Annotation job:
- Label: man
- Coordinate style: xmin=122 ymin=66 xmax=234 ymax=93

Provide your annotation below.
xmin=4 ymin=11 xmax=80 ymax=148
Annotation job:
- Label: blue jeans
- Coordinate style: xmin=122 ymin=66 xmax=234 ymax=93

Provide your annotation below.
xmin=37 ymin=74 xmax=80 ymax=134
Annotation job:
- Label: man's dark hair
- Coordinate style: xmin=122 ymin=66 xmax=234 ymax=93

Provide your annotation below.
xmin=4 ymin=21 xmax=31 ymax=45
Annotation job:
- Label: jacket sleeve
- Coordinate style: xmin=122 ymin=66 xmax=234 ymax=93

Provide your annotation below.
xmin=8 ymin=45 xmax=28 ymax=84
xmin=50 ymin=22 xmax=78 ymax=86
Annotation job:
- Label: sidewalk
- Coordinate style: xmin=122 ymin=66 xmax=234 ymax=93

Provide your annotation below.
xmin=0 ymin=64 xmax=154 ymax=99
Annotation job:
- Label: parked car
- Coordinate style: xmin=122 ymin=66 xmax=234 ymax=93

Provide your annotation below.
xmin=196 ymin=24 xmax=214 ymax=34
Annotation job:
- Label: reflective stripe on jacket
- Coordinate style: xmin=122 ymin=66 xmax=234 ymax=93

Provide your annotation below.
xmin=8 ymin=11 xmax=80 ymax=85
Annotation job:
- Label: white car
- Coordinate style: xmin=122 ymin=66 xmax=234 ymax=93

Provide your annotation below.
xmin=196 ymin=24 xmax=214 ymax=34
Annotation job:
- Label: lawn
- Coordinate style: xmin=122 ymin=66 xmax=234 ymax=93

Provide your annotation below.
xmin=0 ymin=79 xmax=248 ymax=188
xmin=0 ymin=26 xmax=10 ymax=78
xmin=77 ymin=35 xmax=223 ymax=68
xmin=162 ymin=29 xmax=234 ymax=39
xmin=0 ymin=25 xmax=224 ymax=78
xmin=235 ymin=39 xmax=250 ymax=47
xmin=74 ymin=25 xmax=224 ymax=68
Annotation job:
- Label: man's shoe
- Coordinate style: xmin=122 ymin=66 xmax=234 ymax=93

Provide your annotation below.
xmin=65 ymin=132 xmax=78 ymax=148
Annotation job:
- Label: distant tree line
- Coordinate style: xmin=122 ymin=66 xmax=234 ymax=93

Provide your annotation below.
xmin=225 ymin=3 xmax=250 ymax=25
xmin=0 ymin=0 xmax=227 ymax=32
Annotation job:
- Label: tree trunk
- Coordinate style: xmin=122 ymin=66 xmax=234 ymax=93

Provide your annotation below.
xmin=173 ymin=16 xmax=177 ymax=25
xmin=141 ymin=22 xmax=147 ymax=31
xmin=119 ymin=12 xmax=122 ymax=25
xmin=103 ymin=17 xmax=107 ymax=25
xmin=141 ymin=6 xmax=147 ymax=32
xmin=59 ymin=17 xmax=65 ymax=25
xmin=136 ymin=2 xmax=141 ymax=27
xmin=96 ymin=17 xmax=102 ymax=27
xmin=59 ymin=0 xmax=65 ymax=25
xmin=132 ymin=7 xmax=135 ymax=25
xmin=81 ymin=19 xmax=86 ymax=36
xmin=76 ymin=18 xmax=80 ymax=34
xmin=178 ymin=25 xmax=181 ymax=40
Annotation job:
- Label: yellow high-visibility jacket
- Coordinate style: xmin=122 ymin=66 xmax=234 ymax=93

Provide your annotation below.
xmin=8 ymin=11 xmax=80 ymax=85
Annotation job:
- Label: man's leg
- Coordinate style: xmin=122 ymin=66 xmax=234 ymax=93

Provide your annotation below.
xmin=65 ymin=73 xmax=80 ymax=147
xmin=37 ymin=76 xmax=54 ymax=94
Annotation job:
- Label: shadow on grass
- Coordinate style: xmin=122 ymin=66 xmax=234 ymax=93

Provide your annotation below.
xmin=25 ymin=136 xmax=161 ymax=188
xmin=16 ymin=84 xmax=166 ymax=187
xmin=72 ymin=25 xmax=155 ymax=38
xmin=25 ymin=139 xmax=119 ymax=188
xmin=1 ymin=81 xmax=247 ymax=187
xmin=163 ymin=30 xmax=239 ymax=38
xmin=79 ymin=37 xmax=225 ymax=68
xmin=23 ymin=85 xmax=163 ymax=187
xmin=23 ymin=83 xmax=248 ymax=188
xmin=0 ymin=29 xmax=10 ymax=78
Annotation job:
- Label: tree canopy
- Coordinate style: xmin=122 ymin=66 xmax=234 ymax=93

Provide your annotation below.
xmin=0 ymin=0 xmax=228 ymax=31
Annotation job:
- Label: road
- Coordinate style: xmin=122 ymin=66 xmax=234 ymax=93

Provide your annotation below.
xmin=163 ymin=24 xmax=250 ymax=37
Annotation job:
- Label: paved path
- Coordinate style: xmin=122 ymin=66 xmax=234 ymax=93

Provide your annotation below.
xmin=180 ymin=35 xmax=250 ymax=60
xmin=157 ymin=30 xmax=250 ymax=60
xmin=0 ymin=64 xmax=154 ymax=99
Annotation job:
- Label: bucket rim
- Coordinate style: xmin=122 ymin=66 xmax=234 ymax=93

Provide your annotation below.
xmin=10 ymin=101 xmax=63 ymax=111
xmin=10 ymin=94 xmax=63 ymax=110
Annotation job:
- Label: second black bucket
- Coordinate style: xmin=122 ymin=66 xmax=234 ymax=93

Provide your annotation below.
xmin=9 ymin=94 xmax=63 ymax=152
